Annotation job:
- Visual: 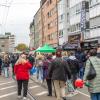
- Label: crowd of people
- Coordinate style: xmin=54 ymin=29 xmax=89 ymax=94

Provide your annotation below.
xmin=0 ymin=47 xmax=100 ymax=100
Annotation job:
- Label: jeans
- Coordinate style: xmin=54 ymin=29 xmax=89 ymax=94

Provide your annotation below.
xmin=79 ymin=67 xmax=85 ymax=80
xmin=17 ymin=80 xmax=29 ymax=97
xmin=91 ymin=93 xmax=100 ymax=100
xmin=37 ymin=67 xmax=43 ymax=81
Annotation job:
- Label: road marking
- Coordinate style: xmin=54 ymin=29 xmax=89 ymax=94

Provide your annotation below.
xmin=0 ymin=85 xmax=40 ymax=98
xmin=77 ymin=90 xmax=90 ymax=98
xmin=0 ymin=81 xmax=15 ymax=86
xmin=0 ymin=92 xmax=17 ymax=99
xmin=36 ymin=91 xmax=48 ymax=96
xmin=29 ymin=86 xmax=40 ymax=89
xmin=0 ymin=85 xmax=16 ymax=90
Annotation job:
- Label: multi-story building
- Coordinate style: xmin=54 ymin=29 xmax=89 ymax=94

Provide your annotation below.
xmin=29 ymin=20 xmax=35 ymax=50
xmin=89 ymin=0 xmax=100 ymax=44
xmin=58 ymin=0 xmax=69 ymax=45
xmin=34 ymin=8 xmax=42 ymax=48
xmin=40 ymin=0 xmax=59 ymax=47
xmin=0 ymin=33 xmax=15 ymax=52
xmin=69 ymin=0 xmax=89 ymax=46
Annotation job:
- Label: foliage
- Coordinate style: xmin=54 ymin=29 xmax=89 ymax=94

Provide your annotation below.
xmin=16 ymin=43 xmax=28 ymax=51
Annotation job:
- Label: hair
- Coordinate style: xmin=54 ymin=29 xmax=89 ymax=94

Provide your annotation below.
xmin=56 ymin=51 xmax=62 ymax=57
xmin=89 ymin=49 xmax=97 ymax=56
xmin=15 ymin=54 xmax=27 ymax=65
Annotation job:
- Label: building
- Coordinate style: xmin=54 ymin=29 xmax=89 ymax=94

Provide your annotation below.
xmin=40 ymin=0 xmax=59 ymax=47
xmin=89 ymin=0 xmax=100 ymax=44
xmin=29 ymin=20 xmax=35 ymax=50
xmin=0 ymin=33 xmax=15 ymax=53
xmin=69 ymin=0 xmax=89 ymax=46
xmin=58 ymin=0 xmax=69 ymax=45
xmin=34 ymin=8 xmax=42 ymax=48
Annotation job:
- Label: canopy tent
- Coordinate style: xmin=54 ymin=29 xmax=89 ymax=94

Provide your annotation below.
xmin=62 ymin=43 xmax=78 ymax=50
xmin=35 ymin=44 xmax=56 ymax=53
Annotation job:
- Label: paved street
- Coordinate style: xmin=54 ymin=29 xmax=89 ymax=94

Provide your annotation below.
xmin=0 ymin=75 xmax=91 ymax=100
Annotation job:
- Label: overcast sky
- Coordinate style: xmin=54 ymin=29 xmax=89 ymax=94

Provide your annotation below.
xmin=0 ymin=0 xmax=41 ymax=46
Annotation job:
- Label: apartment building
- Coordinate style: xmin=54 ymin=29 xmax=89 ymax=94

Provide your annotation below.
xmin=58 ymin=0 xmax=69 ymax=45
xmin=69 ymin=0 xmax=89 ymax=46
xmin=0 ymin=33 xmax=15 ymax=53
xmin=40 ymin=0 xmax=58 ymax=47
xmin=34 ymin=8 xmax=42 ymax=48
xmin=29 ymin=20 xmax=35 ymax=50
xmin=89 ymin=0 xmax=100 ymax=44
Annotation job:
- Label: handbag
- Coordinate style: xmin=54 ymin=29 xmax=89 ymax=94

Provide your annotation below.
xmin=30 ymin=67 xmax=37 ymax=75
xmin=86 ymin=59 xmax=96 ymax=80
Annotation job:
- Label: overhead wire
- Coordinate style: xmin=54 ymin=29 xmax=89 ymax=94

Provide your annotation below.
xmin=2 ymin=0 xmax=14 ymax=33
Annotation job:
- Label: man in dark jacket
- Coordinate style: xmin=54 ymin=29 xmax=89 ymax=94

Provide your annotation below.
xmin=75 ymin=48 xmax=86 ymax=79
xmin=48 ymin=51 xmax=71 ymax=100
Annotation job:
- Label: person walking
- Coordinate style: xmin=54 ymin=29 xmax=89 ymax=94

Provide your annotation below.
xmin=14 ymin=54 xmax=32 ymax=100
xmin=0 ymin=56 xmax=2 ymax=75
xmin=75 ymin=48 xmax=86 ymax=79
xmin=43 ymin=54 xmax=53 ymax=96
xmin=84 ymin=49 xmax=100 ymax=100
xmin=3 ymin=54 xmax=10 ymax=78
xmin=48 ymin=51 xmax=71 ymax=100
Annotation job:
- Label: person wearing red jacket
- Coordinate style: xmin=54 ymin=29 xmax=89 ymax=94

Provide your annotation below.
xmin=14 ymin=54 xmax=32 ymax=100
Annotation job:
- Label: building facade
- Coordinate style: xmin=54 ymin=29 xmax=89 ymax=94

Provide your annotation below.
xmin=34 ymin=8 xmax=42 ymax=48
xmin=0 ymin=33 xmax=15 ymax=53
xmin=29 ymin=20 xmax=35 ymax=50
xmin=41 ymin=0 xmax=59 ymax=47
xmin=69 ymin=0 xmax=89 ymax=46
xmin=89 ymin=0 xmax=100 ymax=43
xmin=58 ymin=0 xmax=69 ymax=45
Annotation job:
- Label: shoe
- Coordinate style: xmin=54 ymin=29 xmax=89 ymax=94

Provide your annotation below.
xmin=23 ymin=97 xmax=30 ymax=100
xmin=17 ymin=95 xmax=22 ymax=99
xmin=62 ymin=97 xmax=66 ymax=100
xmin=47 ymin=94 xmax=52 ymax=96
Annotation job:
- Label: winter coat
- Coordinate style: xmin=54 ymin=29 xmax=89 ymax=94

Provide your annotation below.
xmin=14 ymin=62 xmax=32 ymax=80
xmin=84 ymin=56 xmax=100 ymax=93
xmin=67 ymin=58 xmax=79 ymax=75
xmin=48 ymin=57 xmax=71 ymax=82
xmin=0 ymin=58 xmax=2 ymax=66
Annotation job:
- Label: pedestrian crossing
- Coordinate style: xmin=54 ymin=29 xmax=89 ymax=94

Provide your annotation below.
xmin=0 ymin=76 xmax=90 ymax=100
xmin=0 ymin=77 xmax=49 ymax=100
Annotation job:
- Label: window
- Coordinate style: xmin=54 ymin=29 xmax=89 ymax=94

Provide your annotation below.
xmin=47 ymin=12 xmax=51 ymax=18
xmin=67 ymin=13 xmax=69 ymax=22
xmin=48 ymin=23 xmax=50 ymax=29
xmin=48 ymin=35 xmax=50 ymax=40
xmin=1 ymin=45 xmax=5 ymax=47
xmin=86 ymin=21 xmax=90 ymax=29
xmin=59 ymin=30 xmax=63 ymax=36
xmin=50 ymin=0 xmax=52 ymax=4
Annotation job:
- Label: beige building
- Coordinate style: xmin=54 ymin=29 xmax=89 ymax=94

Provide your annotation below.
xmin=41 ymin=0 xmax=59 ymax=47
xmin=0 ymin=33 xmax=15 ymax=53
xmin=34 ymin=8 xmax=42 ymax=48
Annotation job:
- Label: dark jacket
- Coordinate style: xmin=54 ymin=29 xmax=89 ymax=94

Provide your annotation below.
xmin=67 ymin=59 xmax=79 ymax=74
xmin=0 ymin=58 xmax=2 ymax=66
xmin=48 ymin=57 xmax=71 ymax=82
xmin=28 ymin=55 xmax=35 ymax=66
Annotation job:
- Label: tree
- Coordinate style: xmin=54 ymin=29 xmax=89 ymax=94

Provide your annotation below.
xmin=16 ymin=43 xmax=28 ymax=51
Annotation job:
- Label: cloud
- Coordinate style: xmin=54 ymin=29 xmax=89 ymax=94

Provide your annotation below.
xmin=1 ymin=0 xmax=41 ymax=45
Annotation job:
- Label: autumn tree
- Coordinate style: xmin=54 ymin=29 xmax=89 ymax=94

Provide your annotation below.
xmin=16 ymin=43 xmax=28 ymax=51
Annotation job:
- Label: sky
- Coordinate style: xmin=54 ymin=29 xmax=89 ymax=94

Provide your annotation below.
xmin=0 ymin=0 xmax=41 ymax=46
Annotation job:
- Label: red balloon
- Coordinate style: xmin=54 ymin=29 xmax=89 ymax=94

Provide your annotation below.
xmin=75 ymin=79 xmax=84 ymax=88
